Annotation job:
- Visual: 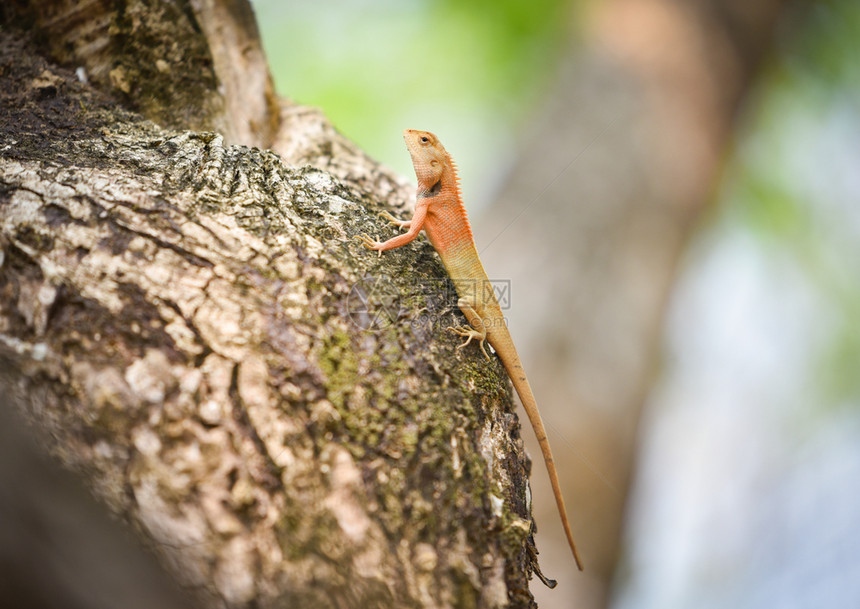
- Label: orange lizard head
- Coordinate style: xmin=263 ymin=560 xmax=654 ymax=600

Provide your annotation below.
xmin=403 ymin=129 xmax=448 ymax=187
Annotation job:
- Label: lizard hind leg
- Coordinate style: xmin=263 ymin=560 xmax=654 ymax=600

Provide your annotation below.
xmin=447 ymin=297 xmax=490 ymax=360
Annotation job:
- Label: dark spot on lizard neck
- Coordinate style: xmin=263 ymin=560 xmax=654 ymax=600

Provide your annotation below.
xmin=417 ymin=179 xmax=442 ymax=199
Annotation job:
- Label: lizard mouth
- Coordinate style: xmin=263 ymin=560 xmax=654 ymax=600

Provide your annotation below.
xmin=403 ymin=138 xmax=423 ymax=165
xmin=403 ymin=129 xmax=420 ymax=152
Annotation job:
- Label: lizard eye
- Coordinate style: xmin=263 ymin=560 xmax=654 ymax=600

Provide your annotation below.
xmin=420 ymin=136 xmax=429 ymax=143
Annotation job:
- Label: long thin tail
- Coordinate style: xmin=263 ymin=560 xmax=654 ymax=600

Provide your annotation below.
xmin=496 ymin=338 xmax=584 ymax=571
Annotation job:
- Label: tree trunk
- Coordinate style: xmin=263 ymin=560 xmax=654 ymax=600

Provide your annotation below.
xmin=0 ymin=5 xmax=551 ymax=608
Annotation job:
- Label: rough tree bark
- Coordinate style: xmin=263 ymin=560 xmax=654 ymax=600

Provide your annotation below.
xmin=0 ymin=403 xmax=194 ymax=609
xmin=0 ymin=3 xmax=554 ymax=609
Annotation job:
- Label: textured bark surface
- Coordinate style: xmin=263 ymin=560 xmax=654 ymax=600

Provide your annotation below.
xmin=0 ymin=405 xmax=195 ymax=609
xmin=0 ymin=23 xmax=547 ymax=609
xmin=1 ymin=0 xmax=279 ymax=147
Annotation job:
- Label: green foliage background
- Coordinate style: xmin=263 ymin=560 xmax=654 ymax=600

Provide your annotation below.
xmin=253 ymin=0 xmax=578 ymax=190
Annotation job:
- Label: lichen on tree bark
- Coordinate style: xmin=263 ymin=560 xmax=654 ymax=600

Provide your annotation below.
xmin=0 ymin=27 xmax=545 ymax=609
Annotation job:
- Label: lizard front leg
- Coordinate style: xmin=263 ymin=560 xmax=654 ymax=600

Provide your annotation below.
xmin=448 ymin=297 xmax=490 ymax=360
xmin=379 ymin=210 xmax=411 ymax=231
xmin=355 ymin=201 xmax=429 ymax=254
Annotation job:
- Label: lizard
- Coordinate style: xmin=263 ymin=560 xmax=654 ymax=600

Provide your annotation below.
xmin=356 ymin=129 xmax=584 ymax=573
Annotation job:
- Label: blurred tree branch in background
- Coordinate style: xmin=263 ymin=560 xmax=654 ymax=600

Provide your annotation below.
xmin=476 ymin=1 xmax=787 ymax=607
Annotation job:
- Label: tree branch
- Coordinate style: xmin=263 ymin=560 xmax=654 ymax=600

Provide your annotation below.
xmin=0 ymin=22 xmax=549 ymax=608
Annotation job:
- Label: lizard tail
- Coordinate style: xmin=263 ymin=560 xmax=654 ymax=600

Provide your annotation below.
xmin=495 ymin=336 xmax=584 ymax=571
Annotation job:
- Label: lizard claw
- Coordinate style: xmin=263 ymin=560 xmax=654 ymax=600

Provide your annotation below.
xmin=354 ymin=233 xmax=384 ymax=257
xmin=446 ymin=326 xmax=490 ymax=360
xmin=378 ymin=210 xmax=410 ymax=231
xmin=446 ymin=325 xmax=472 ymax=338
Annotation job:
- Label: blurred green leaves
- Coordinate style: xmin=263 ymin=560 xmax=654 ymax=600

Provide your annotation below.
xmin=781 ymin=0 xmax=860 ymax=94
xmin=726 ymin=0 xmax=860 ymax=410
xmin=252 ymin=0 xmax=577 ymax=176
